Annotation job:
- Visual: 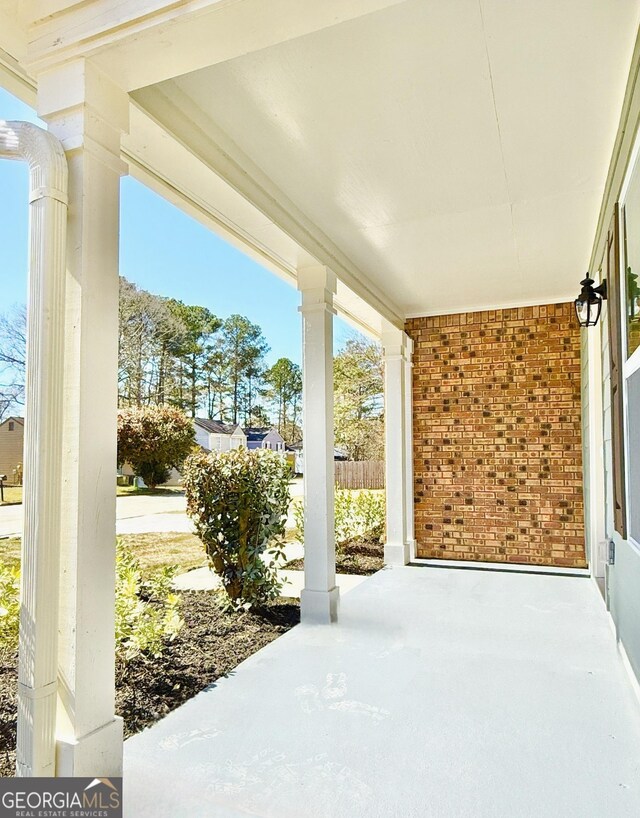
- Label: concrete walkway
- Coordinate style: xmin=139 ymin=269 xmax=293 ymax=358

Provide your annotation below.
xmin=0 ymin=492 xmax=192 ymax=538
xmin=0 ymin=479 xmax=304 ymax=537
xmin=124 ymin=565 xmax=640 ymax=818
xmin=173 ymin=564 xmax=367 ymax=598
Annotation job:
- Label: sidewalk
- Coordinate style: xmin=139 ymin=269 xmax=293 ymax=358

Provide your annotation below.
xmin=0 ymin=479 xmax=304 ymax=538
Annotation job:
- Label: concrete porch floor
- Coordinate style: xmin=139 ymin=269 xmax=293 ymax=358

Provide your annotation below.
xmin=124 ymin=566 xmax=640 ymax=818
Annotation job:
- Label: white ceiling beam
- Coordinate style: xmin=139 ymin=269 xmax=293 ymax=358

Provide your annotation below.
xmin=26 ymin=0 xmax=408 ymax=91
xmin=0 ymin=47 xmax=36 ymax=105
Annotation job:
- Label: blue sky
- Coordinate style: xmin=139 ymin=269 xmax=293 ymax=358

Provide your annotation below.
xmin=0 ymin=87 xmax=355 ymax=366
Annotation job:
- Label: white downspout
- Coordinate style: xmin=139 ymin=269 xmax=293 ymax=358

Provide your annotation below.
xmin=0 ymin=121 xmax=68 ymax=776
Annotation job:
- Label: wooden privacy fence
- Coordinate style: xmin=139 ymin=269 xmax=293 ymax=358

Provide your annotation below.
xmin=334 ymin=460 xmax=385 ymax=490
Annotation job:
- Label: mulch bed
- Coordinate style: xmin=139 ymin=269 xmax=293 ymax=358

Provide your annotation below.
xmin=284 ymin=539 xmax=384 ymax=576
xmin=0 ymin=592 xmax=299 ymax=776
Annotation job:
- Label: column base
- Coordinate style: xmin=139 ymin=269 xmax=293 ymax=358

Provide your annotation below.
xmin=301 ymin=586 xmax=340 ymax=624
xmin=56 ymin=716 xmax=123 ymax=777
xmin=384 ymin=541 xmax=410 ymax=566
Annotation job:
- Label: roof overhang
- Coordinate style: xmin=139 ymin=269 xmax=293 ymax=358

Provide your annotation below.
xmin=2 ymin=0 xmax=640 ymax=329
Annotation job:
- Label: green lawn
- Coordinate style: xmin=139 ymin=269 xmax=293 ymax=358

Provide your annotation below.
xmin=0 ymin=485 xmax=185 ymax=505
xmin=0 ymin=532 xmax=205 ymax=578
xmin=0 ymin=487 xmax=22 ymax=505
xmin=116 ymin=485 xmax=185 ymax=497
xmin=117 ymin=532 xmax=206 ymax=575
xmin=0 ymin=537 xmax=20 ymax=569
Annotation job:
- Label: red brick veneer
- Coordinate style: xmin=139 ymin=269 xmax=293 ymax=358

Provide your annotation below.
xmin=405 ymin=303 xmax=585 ymax=567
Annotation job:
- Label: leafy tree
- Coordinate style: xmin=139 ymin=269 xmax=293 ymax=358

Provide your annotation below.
xmin=117 ymin=405 xmax=196 ymax=489
xmin=166 ymin=301 xmax=221 ymax=417
xmin=204 ymin=347 xmax=233 ymax=421
xmin=0 ymin=305 xmax=26 ymax=421
xmin=247 ymin=404 xmax=271 ymax=427
xmin=118 ymin=279 xmax=185 ymax=408
xmin=334 ymin=338 xmax=384 ymax=461
xmin=263 ymin=358 xmax=302 ymax=442
xmin=214 ymin=315 xmax=269 ymax=425
xmin=183 ymin=448 xmax=290 ymax=608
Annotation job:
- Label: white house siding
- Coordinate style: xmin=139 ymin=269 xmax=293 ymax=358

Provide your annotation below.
xmin=194 ymin=423 xmax=247 ymax=453
xmin=246 ymin=429 xmax=285 ymax=452
xmin=0 ymin=418 xmax=24 ymax=482
xmin=600 ymin=297 xmax=640 ymax=683
xmin=230 ymin=433 xmax=246 ymax=450
xmin=209 ymin=433 xmax=226 ymax=452
xmin=194 ymin=425 xmax=210 ymax=450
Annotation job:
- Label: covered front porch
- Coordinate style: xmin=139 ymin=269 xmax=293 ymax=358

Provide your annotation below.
xmin=125 ymin=565 xmax=640 ymax=817
xmin=2 ymin=0 xmax=640 ymax=788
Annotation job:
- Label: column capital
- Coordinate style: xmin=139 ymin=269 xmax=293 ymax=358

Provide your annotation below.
xmin=381 ymin=322 xmax=412 ymax=361
xmin=297 ymin=265 xmax=337 ymax=316
xmin=297 ymin=264 xmax=337 ymax=293
xmin=37 ymin=59 xmax=129 ymax=175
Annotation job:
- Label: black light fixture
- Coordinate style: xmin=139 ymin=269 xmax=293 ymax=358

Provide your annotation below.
xmin=574 ymin=275 xmax=607 ymax=327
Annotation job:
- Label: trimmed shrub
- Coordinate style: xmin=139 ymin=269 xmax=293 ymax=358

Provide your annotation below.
xmin=0 ymin=547 xmax=183 ymax=661
xmin=294 ymin=488 xmax=385 ymax=550
xmin=117 ymin=406 xmax=196 ymax=489
xmin=183 ymin=448 xmax=291 ymax=608
xmin=0 ymin=564 xmax=19 ymax=650
xmin=351 ymin=490 xmax=386 ymax=543
xmin=115 ymin=544 xmax=183 ymax=662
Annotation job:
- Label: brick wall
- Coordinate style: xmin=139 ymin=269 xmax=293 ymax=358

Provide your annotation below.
xmin=405 ymin=303 xmax=586 ymax=567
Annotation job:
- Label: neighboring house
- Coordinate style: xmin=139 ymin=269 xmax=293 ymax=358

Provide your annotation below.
xmin=244 ymin=427 xmax=285 ymax=452
xmin=287 ymin=441 xmax=347 ymax=475
xmin=194 ymin=418 xmax=247 ymax=453
xmin=0 ymin=416 xmax=24 ymax=483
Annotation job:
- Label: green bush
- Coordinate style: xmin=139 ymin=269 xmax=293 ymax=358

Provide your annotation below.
xmin=115 ymin=544 xmax=183 ymax=661
xmin=352 ymin=490 xmax=386 ymax=543
xmin=0 ymin=564 xmax=20 ymax=650
xmin=184 ymin=447 xmax=291 ymax=609
xmin=292 ymin=500 xmax=304 ymax=543
xmin=117 ymin=405 xmax=196 ymax=489
xmin=294 ymin=488 xmax=385 ymax=550
xmin=0 ymin=547 xmax=183 ymax=661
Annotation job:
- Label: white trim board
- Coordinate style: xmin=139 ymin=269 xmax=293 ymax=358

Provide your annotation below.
xmin=404 ymin=296 xmax=575 ymax=320
xmin=409 ymin=557 xmax=590 ymax=578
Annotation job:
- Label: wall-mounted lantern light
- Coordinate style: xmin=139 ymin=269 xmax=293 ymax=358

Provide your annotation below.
xmin=574 ymin=276 xmax=607 ymax=327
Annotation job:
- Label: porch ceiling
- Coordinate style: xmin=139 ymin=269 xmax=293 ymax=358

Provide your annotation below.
xmin=139 ymin=0 xmax=640 ymax=318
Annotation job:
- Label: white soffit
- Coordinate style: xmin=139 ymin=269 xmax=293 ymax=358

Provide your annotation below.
xmin=139 ymin=0 xmax=640 ymax=318
xmin=124 ymin=104 xmax=385 ymax=337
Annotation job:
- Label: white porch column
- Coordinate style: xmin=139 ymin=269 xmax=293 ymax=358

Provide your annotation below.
xmin=298 ymin=266 xmax=339 ymax=623
xmin=37 ymin=60 xmax=129 ymax=776
xmin=382 ymin=325 xmax=413 ymax=566
xmin=404 ymin=336 xmax=416 ymax=561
